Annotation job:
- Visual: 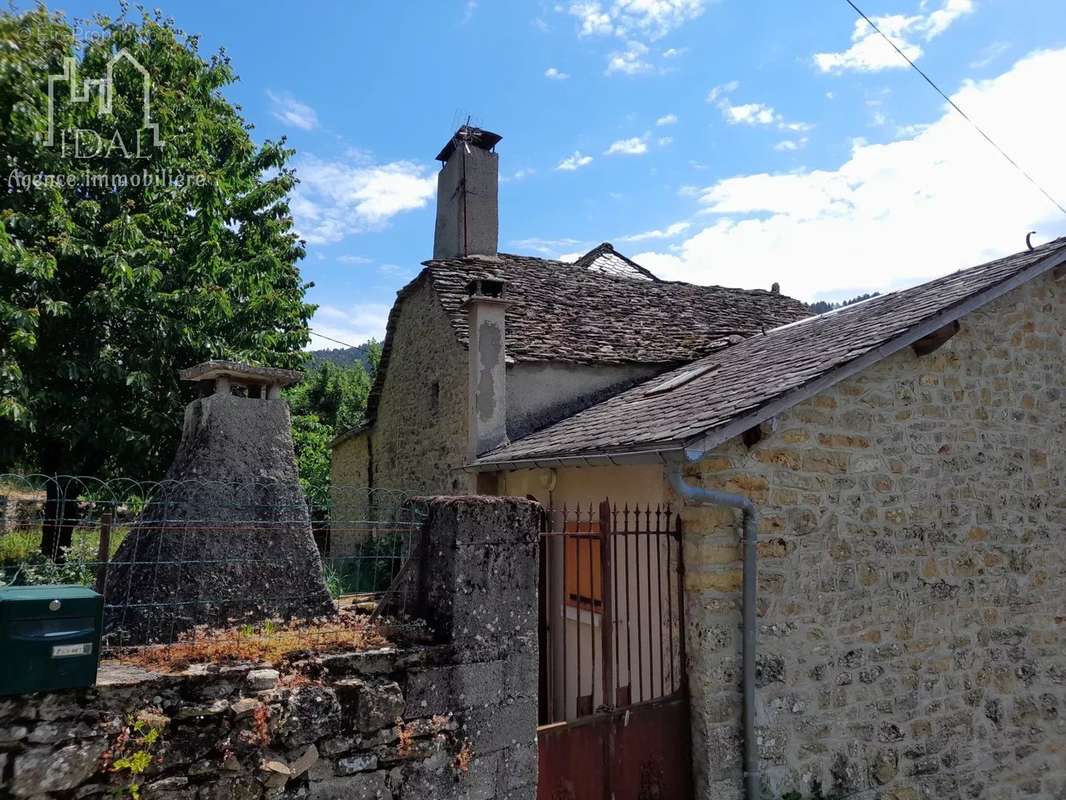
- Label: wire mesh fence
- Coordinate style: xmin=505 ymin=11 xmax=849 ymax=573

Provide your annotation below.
xmin=0 ymin=475 xmax=425 ymax=659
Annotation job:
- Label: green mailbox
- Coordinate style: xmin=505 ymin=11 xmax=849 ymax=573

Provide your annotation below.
xmin=0 ymin=585 xmax=103 ymax=695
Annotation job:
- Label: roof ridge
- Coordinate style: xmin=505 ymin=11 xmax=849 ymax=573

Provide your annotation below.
xmin=424 ymin=251 xmax=795 ymax=297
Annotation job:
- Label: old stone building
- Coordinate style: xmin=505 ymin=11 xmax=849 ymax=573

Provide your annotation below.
xmin=330 ymin=126 xmax=807 ymax=497
xmin=478 ymin=241 xmax=1066 ymax=799
xmin=332 ymin=124 xmax=1066 ymax=799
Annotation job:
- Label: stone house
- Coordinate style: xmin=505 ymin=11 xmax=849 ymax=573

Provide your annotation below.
xmin=330 ymin=126 xmax=808 ymax=496
xmin=332 ymin=126 xmax=1066 ymax=799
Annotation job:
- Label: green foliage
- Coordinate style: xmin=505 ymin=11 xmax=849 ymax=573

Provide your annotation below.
xmin=1 ymin=526 xmax=127 ymax=586
xmin=322 ymin=534 xmax=405 ymax=596
xmin=290 ymin=413 xmax=332 ymax=508
xmin=0 ymin=6 xmax=313 ymax=477
xmin=12 ymin=537 xmax=97 ymax=585
xmin=110 ymin=715 xmax=164 ymax=799
xmin=309 ymin=339 xmax=380 ymax=370
xmin=286 ymin=355 xmax=378 ymax=498
xmin=287 ymin=360 xmax=372 ymax=433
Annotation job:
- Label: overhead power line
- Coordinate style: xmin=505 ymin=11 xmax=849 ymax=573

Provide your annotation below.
xmin=842 ymin=0 xmax=1066 ymax=218
xmin=307 ymin=328 xmax=360 ymax=349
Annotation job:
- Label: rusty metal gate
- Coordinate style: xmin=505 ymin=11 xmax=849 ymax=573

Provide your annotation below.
xmin=537 ymin=500 xmax=691 ymax=800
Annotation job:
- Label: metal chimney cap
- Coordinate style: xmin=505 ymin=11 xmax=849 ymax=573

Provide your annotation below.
xmin=436 ymin=126 xmax=503 ymax=163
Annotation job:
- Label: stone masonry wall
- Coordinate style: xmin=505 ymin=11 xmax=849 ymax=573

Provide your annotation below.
xmin=331 ymin=278 xmax=474 ymax=497
xmin=677 ymin=270 xmax=1066 ymax=800
xmin=0 ymin=497 xmax=539 ymax=800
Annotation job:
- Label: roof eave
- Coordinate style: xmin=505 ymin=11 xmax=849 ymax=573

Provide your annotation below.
xmin=467 ymin=442 xmax=687 ymax=472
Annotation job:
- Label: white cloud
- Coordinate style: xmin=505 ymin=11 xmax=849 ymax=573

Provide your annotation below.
xmin=337 ymin=255 xmax=373 ymax=264
xmin=662 ymin=46 xmax=687 ymax=58
xmin=774 ymin=138 xmax=808 ymax=152
xmin=657 ymin=136 xmax=673 ymax=147
xmin=970 ymin=41 xmax=1010 ymax=69
xmin=292 ymin=155 xmax=435 ymax=245
xmin=267 ymin=91 xmax=319 ymax=131
xmin=511 ymin=237 xmax=586 ymax=256
xmin=502 ymin=167 xmax=536 ymax=182
xmin=605 ymin=136 xmax=649 ymax=156
xmin=309 ymin=303 xmax=391 ymax=349
xmin=567 ymin=0 xmax=706 ymax=40
xmin=606 ymin=41 xmax=654 ymax=75
xmin=814 ymin=0 xmax=974 ymax=73
xmin=723 ymin=102 xmax=778 ymax=126
xmin=462 ymin=0 xmax=478 ymax=23
xmin=656 ymin=113 xmax=678 ymax=126
xmin=706 ymin=80 xmax=740 ymax=103
xmin=545 ymin=66 xmax=571 ymax=80
xmin=569 ymin=2 xmax=615 ymax=35
xmin=556 ymin=151 xmax=594 ymax=171
xmin=635 ymin=49 xmax=1066 ymax=300
xmin=618 ymin=221 xmax=691 ymax=242
xmin=711 ymin=87 xmax=812 ymax=132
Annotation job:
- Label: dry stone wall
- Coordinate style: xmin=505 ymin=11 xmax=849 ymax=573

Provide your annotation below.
xmin=678 ymin=271 xmax=1066 ymax=800
xmin=0 ymin=497 xmax=539 ymax=800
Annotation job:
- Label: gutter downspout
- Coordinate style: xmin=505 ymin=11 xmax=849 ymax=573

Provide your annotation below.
xmin=667 ymin=464 xmax=760 ymax=800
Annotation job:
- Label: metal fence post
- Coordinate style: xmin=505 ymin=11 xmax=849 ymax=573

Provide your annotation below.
xmin=94 ymin=512 xmax=113 ymax=596
xmin=598 ymin=499 xmax=614 ymax=708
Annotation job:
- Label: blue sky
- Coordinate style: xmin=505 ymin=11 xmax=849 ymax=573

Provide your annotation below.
xmin=33 ymin=0 xmax=1066 ymax=349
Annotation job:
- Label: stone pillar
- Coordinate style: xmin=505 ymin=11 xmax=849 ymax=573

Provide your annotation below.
xmin=403 ymin=496 xmax=540 ymax=799
xmin=466 ymin=293 xmax=509 ymax=457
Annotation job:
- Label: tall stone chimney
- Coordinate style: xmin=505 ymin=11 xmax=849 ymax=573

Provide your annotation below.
xmin=433 ymin=126 xmax=502 ymax=259
xmin=465 ymin=278 xmax=508 ymax=456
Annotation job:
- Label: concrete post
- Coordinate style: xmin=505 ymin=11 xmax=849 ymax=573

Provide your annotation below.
xmin=404 ymin=496 xmax=540 ymax=799
xmin=466 ymin=295 xmax=509 ymax=457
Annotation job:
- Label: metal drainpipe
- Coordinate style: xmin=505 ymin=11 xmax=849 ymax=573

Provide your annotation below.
xmin=667 ymin=464 xmax=761 ymax=800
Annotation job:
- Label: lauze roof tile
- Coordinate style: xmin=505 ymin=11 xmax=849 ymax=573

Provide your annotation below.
xmin=475 ymin=237 xmax=1066 ymax=465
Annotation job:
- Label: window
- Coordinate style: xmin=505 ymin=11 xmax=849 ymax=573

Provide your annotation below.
xmin=564 ymin=522 xmax=603 ymax=611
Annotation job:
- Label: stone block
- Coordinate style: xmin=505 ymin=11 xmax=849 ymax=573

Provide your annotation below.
xmin=277 ymin=687 xmax=341 ymax=748
xmin=403 ymin=661 xmax=503 ymax=717
xmin=307 ymin=771 xmax=391 ymax=800
xmin=10 ymin=740 xmax=107 ymax=796
xmin=460 ymin=699 xmax=537 ymax=754
xmin=246 ymin=670 xmax=280 ymax=691
xmin=338 ymin=753 xmax=379 ymax=775
xmin=336 ymin=678 xmax=404 ymax=733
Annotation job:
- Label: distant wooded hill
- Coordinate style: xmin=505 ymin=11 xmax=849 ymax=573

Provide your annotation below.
xmin=808 ymin=292 xmax=880 ymax=315
xmin=309 ymin=343 xmax=376 ymax=369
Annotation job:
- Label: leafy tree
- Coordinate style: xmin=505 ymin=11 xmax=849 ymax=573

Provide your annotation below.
xmin=285 ymin=355 xmax=379 ymax=494
xmin=290 ymin=412 xmax=331 ymax=510
xmin=0 ymin=7 xmax=313 ymax=554
xmin=287 ymin=360 xmax=372 ymax=434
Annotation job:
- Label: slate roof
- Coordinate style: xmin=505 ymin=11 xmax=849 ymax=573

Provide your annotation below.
xmin=474 ymin=237 xmax=1066 ymax=466
xmin=573 ymin=242 xmax=660 ymax=282
xmin=422 ymin=252 xmax=809 ymax=366
xmin=358 ymin=251 xmax=808 ymax=431
xmin=178 ymin=361 xmax=303 ymax=386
